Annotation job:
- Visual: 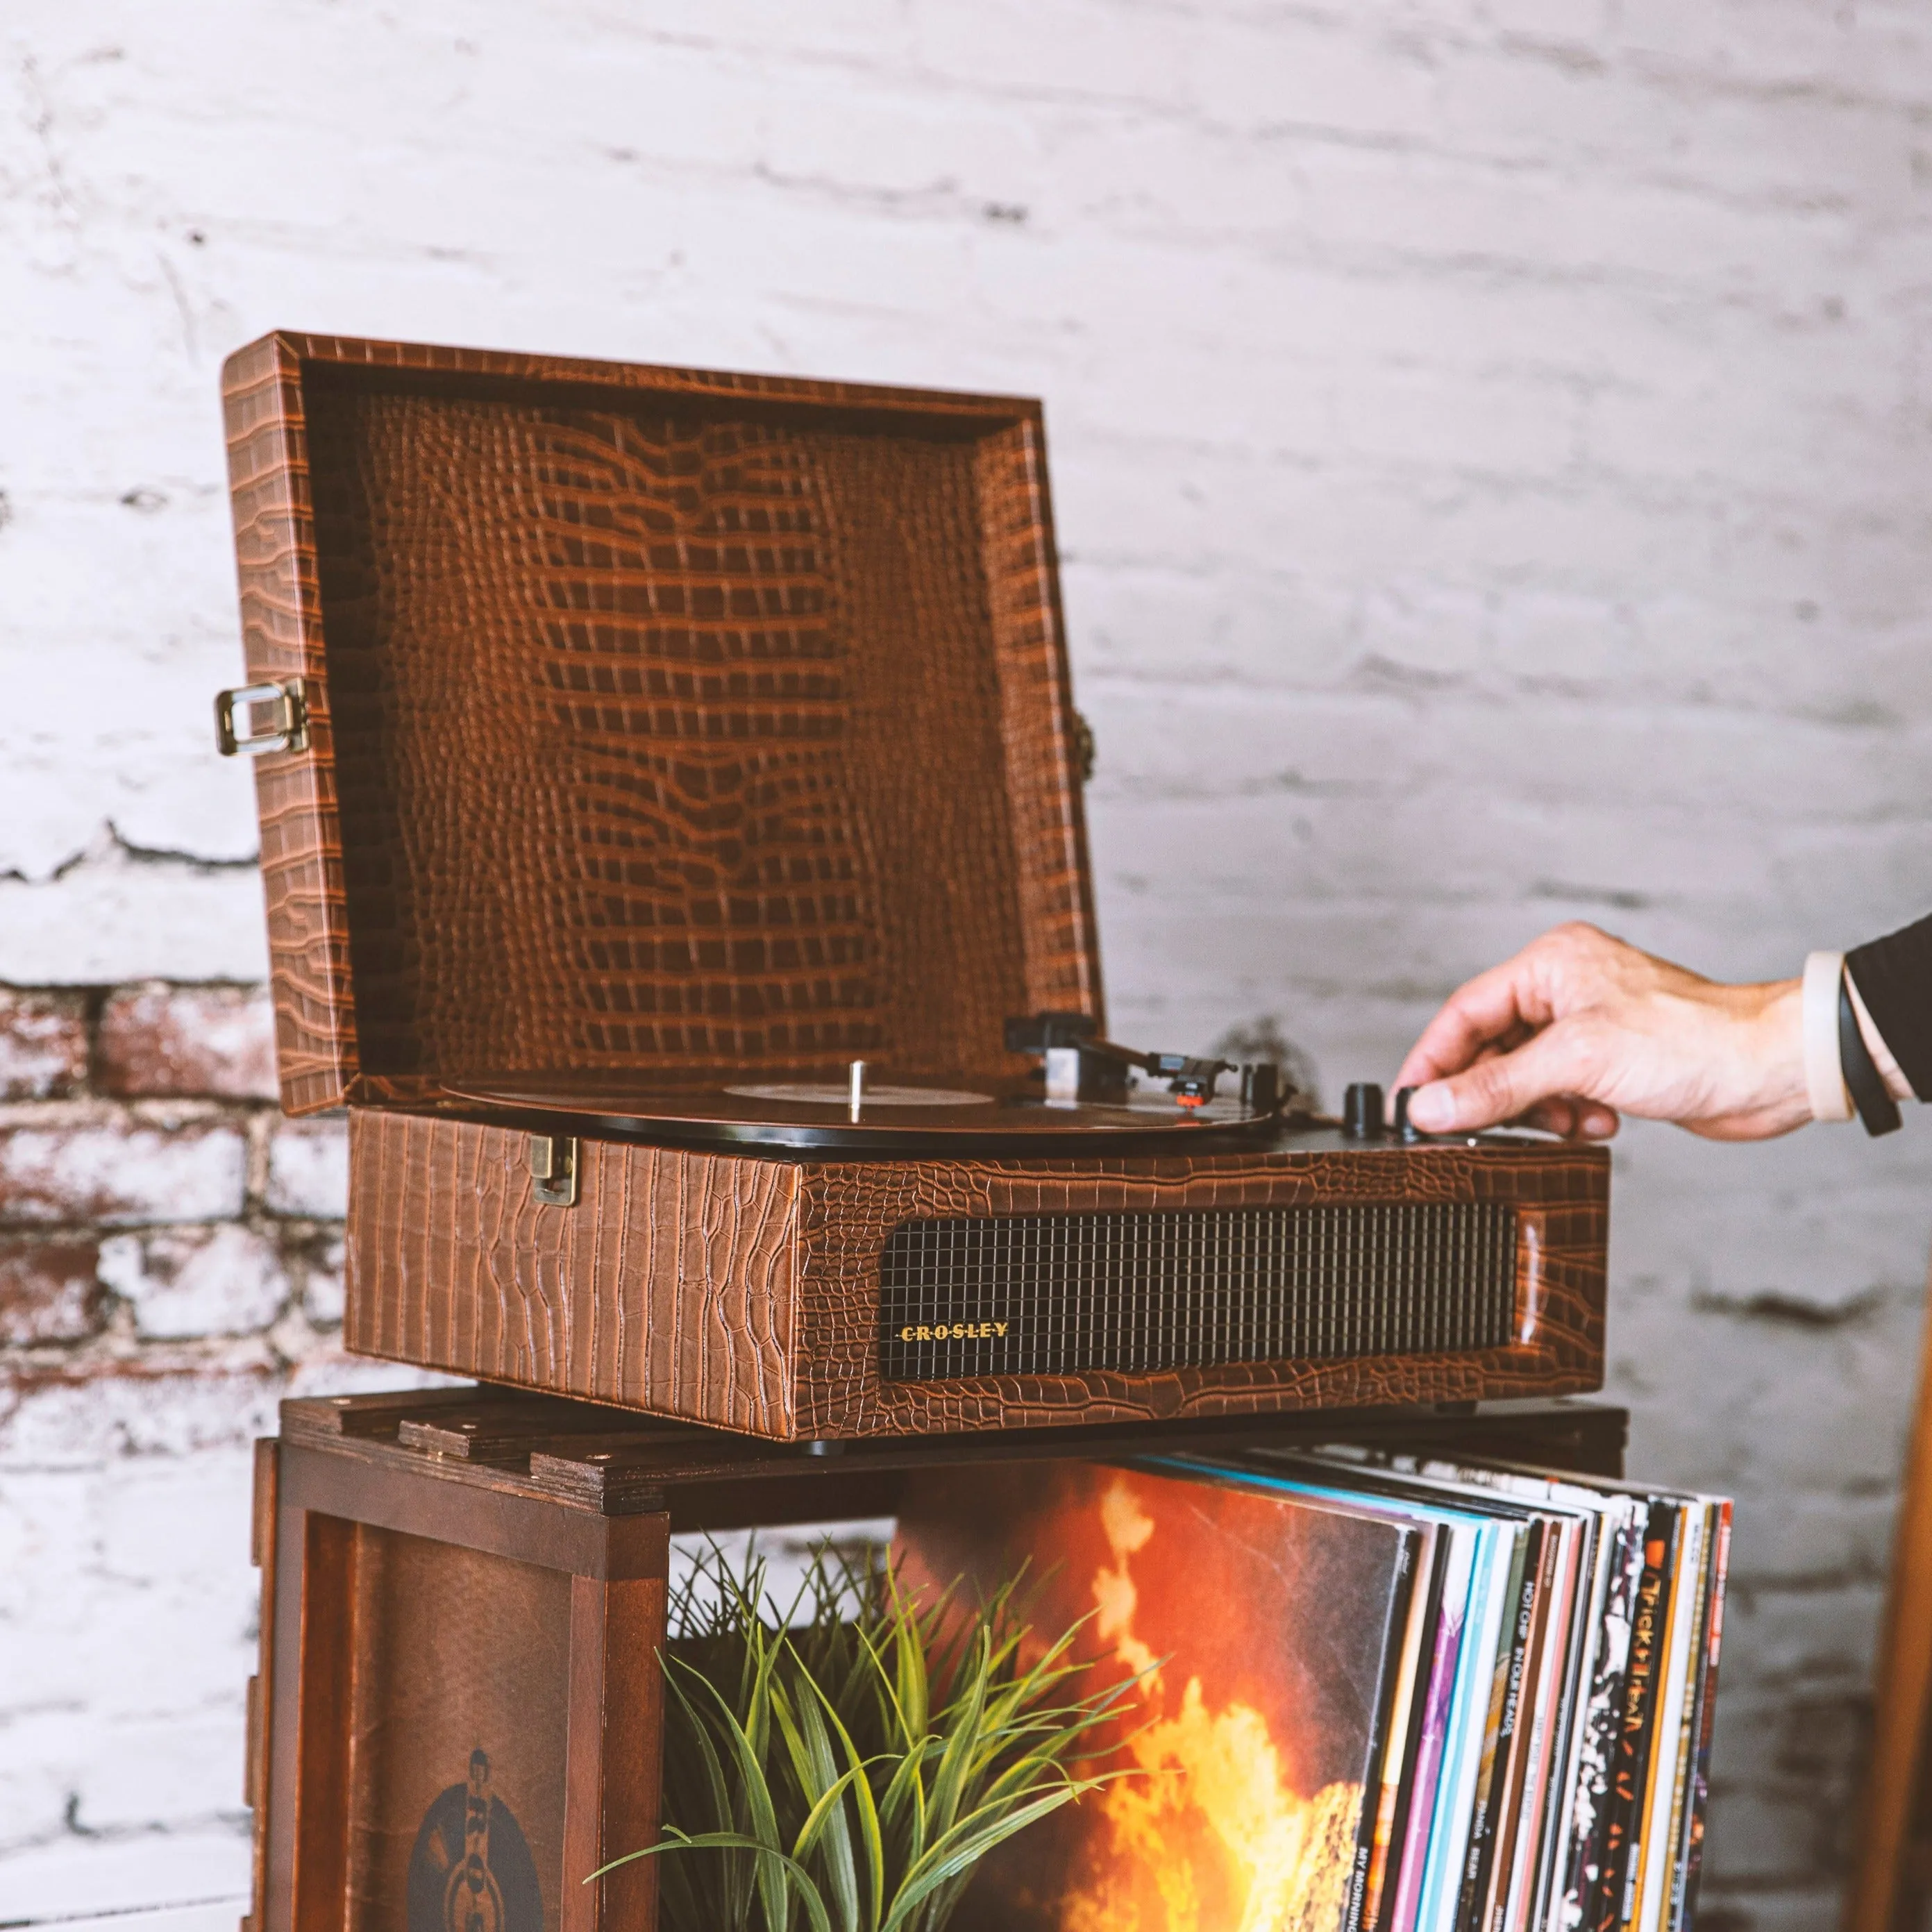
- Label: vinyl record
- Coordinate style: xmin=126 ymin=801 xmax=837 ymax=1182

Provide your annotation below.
xmin=443 ymin=1067 xmax=1283 ymax=1154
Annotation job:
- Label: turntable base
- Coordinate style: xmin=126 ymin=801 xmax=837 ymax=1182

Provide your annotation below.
xmin=344 ymin=1107 xmax=1609 ymax=1442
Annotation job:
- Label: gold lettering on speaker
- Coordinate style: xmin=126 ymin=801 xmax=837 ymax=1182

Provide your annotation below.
xmin=896 ymin=1322 xmax=1009 ymax=1343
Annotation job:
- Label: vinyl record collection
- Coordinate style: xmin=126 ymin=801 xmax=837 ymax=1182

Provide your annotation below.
xmin=895 ymin=1444 xmax=1731 ymax=1932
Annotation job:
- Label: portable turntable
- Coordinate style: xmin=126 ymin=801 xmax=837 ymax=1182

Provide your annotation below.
xmin=216 ymin=332 xmax=1607 ymax=1441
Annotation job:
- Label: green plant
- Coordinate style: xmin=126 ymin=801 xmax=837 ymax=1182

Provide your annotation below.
xmin=594 ymin=1537 xmax=1141 ymax=1932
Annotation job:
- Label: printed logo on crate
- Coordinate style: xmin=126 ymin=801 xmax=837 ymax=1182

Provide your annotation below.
xmin=408 ymin=1749 xmax=542 ymax=1932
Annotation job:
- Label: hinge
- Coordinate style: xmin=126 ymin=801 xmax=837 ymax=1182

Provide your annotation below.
xmin=215 ymin=679 xmax=309 ymax=757
xmin=528 ymin=1134 xmax=579 ymax=1207
xmin=1071 ymin=709 xmax=1095 ymax=784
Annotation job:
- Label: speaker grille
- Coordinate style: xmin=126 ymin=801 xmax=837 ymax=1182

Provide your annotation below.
xmin=877 ymin=1203 xmax=1519 ymax=1381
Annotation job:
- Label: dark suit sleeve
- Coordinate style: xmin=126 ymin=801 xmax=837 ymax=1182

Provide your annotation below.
xmin=1846 ymin=914 xmax=1932 ymax=1100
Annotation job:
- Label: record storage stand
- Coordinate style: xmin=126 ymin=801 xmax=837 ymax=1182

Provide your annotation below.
xmin=243 ymin=1384 xmax=1627 ymax=1932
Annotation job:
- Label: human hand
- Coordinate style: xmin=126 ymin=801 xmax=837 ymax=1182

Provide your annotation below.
xmin=1391 ymin=922 xmax=1809 ymax=1142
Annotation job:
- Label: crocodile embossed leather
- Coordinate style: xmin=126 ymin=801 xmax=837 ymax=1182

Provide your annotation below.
xmin=220 ymin=333 xmax=1611 ymax=1442
xmin=221 ymin=333 xmax=1096 ymax=1115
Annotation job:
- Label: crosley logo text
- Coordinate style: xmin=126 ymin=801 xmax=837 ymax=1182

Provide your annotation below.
xmin=898 ymin=1322 xmax=1009 ymax=1342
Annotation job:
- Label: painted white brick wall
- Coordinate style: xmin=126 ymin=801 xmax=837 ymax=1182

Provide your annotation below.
xmin=6 ymin=1 xmax=1932 ymax=1923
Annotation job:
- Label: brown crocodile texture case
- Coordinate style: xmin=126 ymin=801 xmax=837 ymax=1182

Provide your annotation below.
xmin=344 ymin=1111 xmax=1608 ymax=1441
xmin=221 ymin=333 xmax=1098 ymax=1116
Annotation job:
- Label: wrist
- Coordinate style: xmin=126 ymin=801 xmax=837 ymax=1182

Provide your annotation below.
xmin=1747 ymin=976 xmax=1812 ymax=1130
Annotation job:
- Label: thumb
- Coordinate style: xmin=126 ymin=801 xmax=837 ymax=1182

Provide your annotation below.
xmin=1406 ymin=1025 xmax=1596 ymax=1133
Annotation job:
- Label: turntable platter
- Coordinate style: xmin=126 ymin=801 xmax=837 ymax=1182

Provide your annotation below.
xmin=724 ymin=1080 xmax=995 ymax=1109
xmin=443 ymin=1068 xmax=1283 ymax=1154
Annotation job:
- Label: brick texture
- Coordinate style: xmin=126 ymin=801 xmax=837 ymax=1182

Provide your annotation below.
xmin=96 ymin=984 xmax=276 ymax=1101
xmin=7 ymin=3 xmax=1932 ymax=1924
xmin=0 ymin=984 xmax=442 ymax=1917
xmin=262 ymin=1119 xmax=348 ymax=1220
xmin=0 ymin=1109 xmax=248 ymax=1227
xmin=0 ymin=1240 xmax=101 ymax=1347
xmin=0 ymin=992 xmax=88 ymax=1102
xmin=96 ymin=1225 xmax=288 ymax=1341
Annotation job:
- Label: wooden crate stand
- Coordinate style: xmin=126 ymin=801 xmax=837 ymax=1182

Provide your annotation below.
xmin=242 ymin=1386 xmax=1627 ymax=1932
xmin=248 ymin=1393 xmax=669 ymax=1932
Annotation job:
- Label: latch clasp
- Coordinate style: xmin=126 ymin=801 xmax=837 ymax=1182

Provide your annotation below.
xmin=528 ymin=1134 xmax=579 ymax=1208
xmin=215 ymin=680 xmax=309 ymax=757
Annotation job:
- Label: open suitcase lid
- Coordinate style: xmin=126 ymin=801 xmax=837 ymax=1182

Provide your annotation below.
xmin=219 ymin=333 xmax=1102 ymax=1118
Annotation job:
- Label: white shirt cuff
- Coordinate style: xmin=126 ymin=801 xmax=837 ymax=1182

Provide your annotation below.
xmin=1803 ymin=950 xmax=1853 ymax=1123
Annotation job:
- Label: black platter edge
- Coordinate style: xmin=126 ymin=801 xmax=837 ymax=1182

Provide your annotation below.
xmin=406 ymin=1091 xmax=1557 ymax=1161
xmin=441 ymin=1102 xmax=1302 ymax=1158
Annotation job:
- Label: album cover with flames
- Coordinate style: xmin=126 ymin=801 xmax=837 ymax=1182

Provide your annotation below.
xmin=892 ymin=1458 xmax=1421 ymax=1932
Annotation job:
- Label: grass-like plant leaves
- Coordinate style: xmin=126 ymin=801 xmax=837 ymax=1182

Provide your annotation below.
xmin=591 ymin=1538 xmax=1143 ymax=1932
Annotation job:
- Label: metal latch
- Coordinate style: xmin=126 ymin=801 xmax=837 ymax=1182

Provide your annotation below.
xmin=215 ymin=680 xmax=309 ymax=757
xmin=528 ymin=1134 xmax=579 ymax=1207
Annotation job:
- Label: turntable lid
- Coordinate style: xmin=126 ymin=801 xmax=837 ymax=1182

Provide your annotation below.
xmin=221 ymin=334 xmax=1101 ymax=1116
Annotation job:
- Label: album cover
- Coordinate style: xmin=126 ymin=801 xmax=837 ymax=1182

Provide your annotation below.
xmin=1336 ymin=1474 xmax=1595 ymax=1932
xmin=1671 ymin=1504 xmax=1731 ymax=1932
xmin=1631 ymin=1506 xmax=1705 ymax=1932
xmin=1589 ymin=1500 xmax=1683 ymax=1932
xmin=1152 ymin=1454 xmax=1498 ymax=1932
xmin=893 ymin=1458 xmax=1421 ymax=1932
xmin=1260 ymin=1447 xmax=1642 ymax=1932
xmin=1234 ymin=1452 xmax=1537 ymax=1932
xmin=1389 ymin=1521 xmax=1478 ymax=1932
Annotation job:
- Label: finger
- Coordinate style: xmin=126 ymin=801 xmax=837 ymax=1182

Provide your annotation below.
xmin=1519 ymin=1097 xmax=1621 ymax=1141
xmin=1520 ymin=1097 xmax=1579 ymax=1137
xmin=1406 ymin=1024 xmax=1599 ymax=1133
xmin=1393 ymin=952 xmax=1558 ymax=1091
